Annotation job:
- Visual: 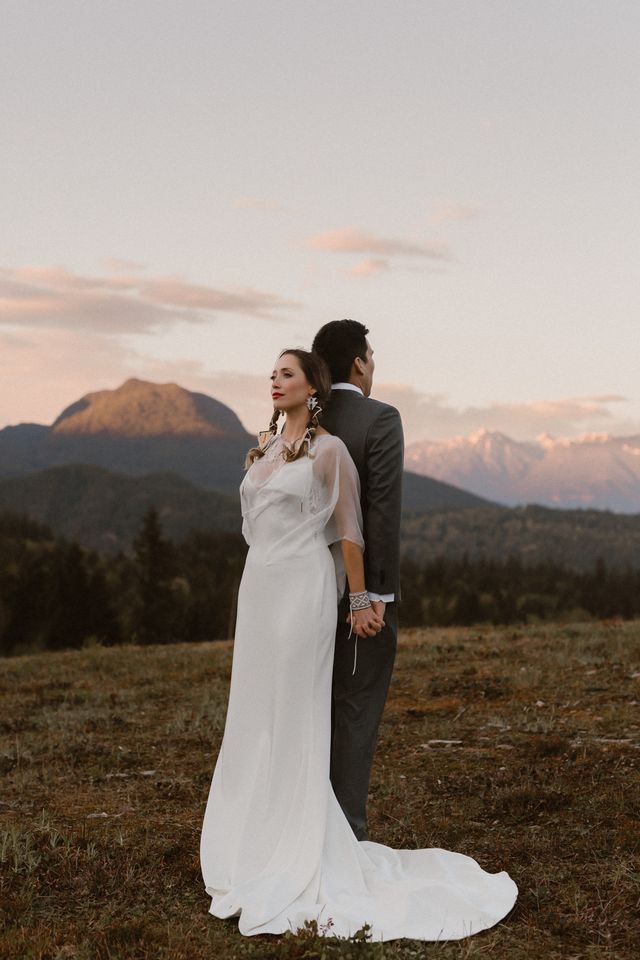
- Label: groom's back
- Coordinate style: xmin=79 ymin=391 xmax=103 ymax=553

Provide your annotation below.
xmin=320 ymin=390 xmax=384 ymax=476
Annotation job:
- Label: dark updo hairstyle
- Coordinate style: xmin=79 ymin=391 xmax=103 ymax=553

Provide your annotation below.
xmin=245 ymin=348 xmax=332 ymax=468
xmin=311 ymin=318 xmax=370 ymax=384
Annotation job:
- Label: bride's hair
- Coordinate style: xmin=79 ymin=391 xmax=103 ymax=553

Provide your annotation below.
xmin=245 ymin=348 xmax=332 ymax=469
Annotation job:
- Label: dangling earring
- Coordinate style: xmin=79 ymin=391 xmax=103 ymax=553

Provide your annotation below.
xmin=304 ymin=396 xmax=322 ymax=459
xmin=306 ymin=395 xmax=322 ymax=417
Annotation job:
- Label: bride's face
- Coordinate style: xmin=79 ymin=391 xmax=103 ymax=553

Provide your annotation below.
xmin=270 ymin=354 xmax=314 ymax=412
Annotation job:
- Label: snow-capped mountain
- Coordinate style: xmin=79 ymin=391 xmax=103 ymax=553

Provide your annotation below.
xmin=405 ymin=428 xmax=640 ymax=512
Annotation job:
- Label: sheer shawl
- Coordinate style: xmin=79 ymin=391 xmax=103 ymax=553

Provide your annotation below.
xmin=240 ymin=432 xmax=364 ymax=598
xmin=310 ymin=435 xmax=364 ymax=598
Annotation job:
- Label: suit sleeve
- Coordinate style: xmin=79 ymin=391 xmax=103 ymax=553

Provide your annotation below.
xmin=364 ymin=405 xmax=404 ymax=595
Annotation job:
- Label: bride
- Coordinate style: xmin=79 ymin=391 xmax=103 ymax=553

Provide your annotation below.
xmin=199 ymin=347 xmax=518 ymax=941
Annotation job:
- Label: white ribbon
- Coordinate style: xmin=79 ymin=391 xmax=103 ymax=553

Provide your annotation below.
xmin=347 ymin=612 xmax=358 ymax=676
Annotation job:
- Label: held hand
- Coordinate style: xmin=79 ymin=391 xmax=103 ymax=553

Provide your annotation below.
xmin=370 ymin=600 xmax=386 ymax=622
xmin=345 ymin=606 xmax=385 ymax=637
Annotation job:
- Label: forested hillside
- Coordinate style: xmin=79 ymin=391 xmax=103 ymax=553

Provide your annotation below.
xmin=3 ymin=508 xmax=640 ymax=658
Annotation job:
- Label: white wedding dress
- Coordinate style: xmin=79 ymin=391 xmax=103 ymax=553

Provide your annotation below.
xmin=199 ymin=432 xmax=517 ymax=941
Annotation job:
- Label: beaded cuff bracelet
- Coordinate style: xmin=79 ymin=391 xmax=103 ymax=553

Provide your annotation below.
xmin=349 ymin=590 xmax=371 ymax=611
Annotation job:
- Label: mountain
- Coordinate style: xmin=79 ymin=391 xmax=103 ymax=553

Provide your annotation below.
xmin=51 ymin=377 xmax=245 ymax=437
xmin=401 ymin=470 xmax=490 ymax=512
xmin=0 ymin=378 xmax=256 ymax=495
xmin=405 ymin=429 xmax=640 ymax=512
xmin=0 ymin=463 xmax=241 ymax=554
xmin=0 ymin=463 xmax=488 ymax=555
xmin=0 ymin=377 xmax=492 ymax=513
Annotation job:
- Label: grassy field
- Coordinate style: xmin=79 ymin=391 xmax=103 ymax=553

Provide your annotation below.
xmin=1 ymin=621 xmax=639 ymax=959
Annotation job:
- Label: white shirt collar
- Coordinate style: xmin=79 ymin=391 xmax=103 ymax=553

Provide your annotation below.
xmin=331 ymin=382 xmax=364 ymax=396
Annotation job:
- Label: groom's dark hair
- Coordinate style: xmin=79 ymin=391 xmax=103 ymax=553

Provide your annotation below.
xmin=312 ymin=319 xmax=370 ymax=384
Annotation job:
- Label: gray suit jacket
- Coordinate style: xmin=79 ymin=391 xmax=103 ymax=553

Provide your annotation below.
xmin=320 ymin=388 xmax=404 ymax=600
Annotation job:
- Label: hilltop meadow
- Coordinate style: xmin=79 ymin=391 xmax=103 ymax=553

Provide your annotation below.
xmin=1 ymin=620 xmax=639 ymax=959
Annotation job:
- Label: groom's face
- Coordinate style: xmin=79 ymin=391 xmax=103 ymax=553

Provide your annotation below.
xmin=360 ymin=339 xmax=375 ymax=397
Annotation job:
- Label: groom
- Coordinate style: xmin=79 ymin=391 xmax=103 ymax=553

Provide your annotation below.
xmin=312 ymin=319 xmax=404 ymax=841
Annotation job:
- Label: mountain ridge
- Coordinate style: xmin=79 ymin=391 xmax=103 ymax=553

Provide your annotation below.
xmin=406 ymin=428 xmax=640 ymax=512
xmin=3 ymin=379 xmax=638 ymax=511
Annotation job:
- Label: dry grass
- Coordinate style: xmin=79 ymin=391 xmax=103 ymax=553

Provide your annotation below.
xmin=1 ymin=620 xmax=639 ymax=959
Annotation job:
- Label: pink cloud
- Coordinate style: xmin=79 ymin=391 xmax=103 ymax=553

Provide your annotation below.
xmin=307 ymin=227 xmax=450 ymax=260
xmin=374 ymin=384 xmax=636 ymax=445
xmin=0 ymin=264 xmax=299 ymax=333
xmin=137 ymin=277 xmax=292 ymax=314
xmin=349 ymin=258 xmax=390 ymax=277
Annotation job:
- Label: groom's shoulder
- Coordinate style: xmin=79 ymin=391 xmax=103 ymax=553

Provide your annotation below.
xmin=330 ymin=389 xmax=400 ymax=420
xmin=324 ymin=391 xmax=403 ymax=441
xmin=365 ymin=396 xmax=400 ymax=417
xmin=362 ymin=395 xmax=402 ymax=428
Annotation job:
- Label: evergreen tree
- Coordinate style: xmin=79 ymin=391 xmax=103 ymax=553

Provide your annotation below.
xmin=131 ymin=505 xmax=178 ymax=644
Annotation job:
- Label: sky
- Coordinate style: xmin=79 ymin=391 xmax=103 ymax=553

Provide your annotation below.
xmin=1 ymin=0 xmax=639 ymax=445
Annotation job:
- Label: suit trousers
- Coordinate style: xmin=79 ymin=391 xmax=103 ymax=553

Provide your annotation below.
xmin=329 ymin=598 xmax=398 ymax=841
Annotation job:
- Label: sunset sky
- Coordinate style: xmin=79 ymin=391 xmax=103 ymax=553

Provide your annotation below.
xmin=1 ymin=0 xmax=639 ymax=444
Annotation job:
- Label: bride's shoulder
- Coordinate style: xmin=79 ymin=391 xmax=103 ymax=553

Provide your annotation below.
xmin=312 ymin=431 xmax=351 ymax=458
xmin=313 ymin=429 xmax=341 ymax=447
